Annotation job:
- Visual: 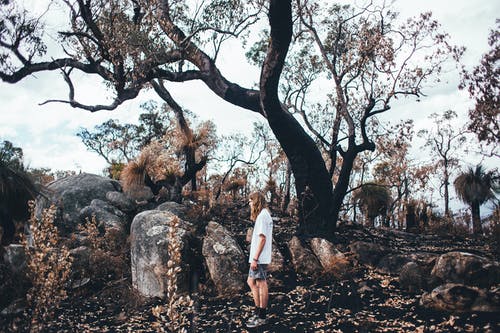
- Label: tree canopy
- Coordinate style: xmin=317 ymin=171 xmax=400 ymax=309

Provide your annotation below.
xmin=460 ymin=20 xmax=499 ymax=149
xmin=0 ymin=0 xmax=463 ymax=234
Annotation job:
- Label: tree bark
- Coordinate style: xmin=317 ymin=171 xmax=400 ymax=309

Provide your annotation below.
xmin=471 ymin=202 xmax=483 ymax=235
xmin=260 ymin=0 xmax=334 ymax=235
xmin=443 ymin=159 xmax=450 ymax=216
xmin=280 ymin=160 xmax=292 ymax=214
xmin=330 ymin=149 xmax=357 ymax=227
xmin=152 ymin=81 xmax=204 ymax=193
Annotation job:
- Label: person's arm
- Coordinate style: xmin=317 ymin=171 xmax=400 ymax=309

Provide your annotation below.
xmin=250 ymin=234 xmax=266 ymax=270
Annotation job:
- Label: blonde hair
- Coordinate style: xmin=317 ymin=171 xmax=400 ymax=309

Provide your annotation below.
xmin=249 ymin=191 xmax=267 ymax=221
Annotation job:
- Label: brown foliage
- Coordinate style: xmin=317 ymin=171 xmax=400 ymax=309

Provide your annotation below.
xmin=78 ymin=217 xmax=128 ymax=284
xmin=427 ymin=215 xmax=470 ymax=237
xmin=460 ymin=21 xmax=499 ymax=146
xmin=22 ymin=202 xmax=72 ymax=332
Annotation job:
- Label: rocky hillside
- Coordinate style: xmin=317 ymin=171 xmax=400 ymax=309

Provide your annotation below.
xmin=1 ymin=173 xmax=499 ymax=332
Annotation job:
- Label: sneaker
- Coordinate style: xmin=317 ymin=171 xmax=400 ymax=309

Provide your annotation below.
xmin=247 ymin=314 xmax=259 ymax=322
xmin=246 ymin=317 xmax=267 ymax=328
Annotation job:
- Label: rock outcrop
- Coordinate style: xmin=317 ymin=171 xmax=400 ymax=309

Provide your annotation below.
xmin=35 ymin=173 xmax=121 ymax=234
xmin=349 ymin=241 xmax=389 ymax=266
xmin=420 ymin=283 xmax=500 ymax=312
xmin=310 ymin=237 xmax=349 ymax=277
xmin=202 ymin=221 xmax=245 ymax=296
xmin=430 ymin=251 xmax=500 ymax=288
xmin=288 ymin=236 xmax=322 ymax=279
xmin=130 ymin=208 xmax=194 ymax=298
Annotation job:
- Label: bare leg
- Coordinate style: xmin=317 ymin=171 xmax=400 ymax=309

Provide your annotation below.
xmin=247 ymin=277 xmax=260 ymax=307
xmin=256 ymin=279 xmax=268 ymax=308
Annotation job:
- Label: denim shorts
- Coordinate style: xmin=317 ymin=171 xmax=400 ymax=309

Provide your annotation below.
xmin=248 ymin=264 xmax=268 ymax=280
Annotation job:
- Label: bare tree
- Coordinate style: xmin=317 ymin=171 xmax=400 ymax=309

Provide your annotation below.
xmin=0 ymin=0 xmax=460 ymax=235
xmin=460 ymin=20 xmax=499 ymax=151
xmin=418 ymin=110 xmax=467 ymax=217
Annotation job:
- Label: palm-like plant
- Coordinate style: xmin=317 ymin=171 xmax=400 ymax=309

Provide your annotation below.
xmin=454 ymin=165 xmax=498 ymax=234
xmin=354 ymin=184 xmax=391 ymax=227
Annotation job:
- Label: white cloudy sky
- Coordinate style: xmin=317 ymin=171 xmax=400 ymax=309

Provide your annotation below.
xmin=0 ymin=0 xmax=498 ymax=181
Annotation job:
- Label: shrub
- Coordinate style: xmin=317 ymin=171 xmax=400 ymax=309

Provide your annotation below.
xmin=427 ymin=214 xmax=470 ymax=237
xmin=78 ymin=217 xmax=128 ymax=285
xmin=22 ymin=202 xmax=72 ymax=332
xmin=487 ymin=204 xmax=500 ymax=256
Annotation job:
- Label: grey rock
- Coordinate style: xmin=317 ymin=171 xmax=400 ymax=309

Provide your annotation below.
xmin=431 ymin=251 xmax=500 ymax=288
xmin=2 ymin=244 xmax=26 ymax=274
xmin=125 ymin=185 xmax=154 ymax=203
xmin=130 ymin=209 xmax=194 ymax=298
xmin=1 ymin=298 xmax=26 ymax=316
xmin=349 ymin=241 xmax=389 ymax=266
xmin=420 ymin=283 xmax=500 ymax=312
xmin=69 ymin=246 xmax=91 ymax=281
xmin=202 ymin=221 xmax=245 ymax=296
xmin=157 ymin=201 xmax=190 ymax=220
xmin=35 ymin=173 xmax=121 ymax=234
xmin=399 ymin=261 xmax=426 ymax=292
xmin=80 ymin=199 xmax=128 ymax=231
xmin=0 ymin=246 xmax=30 ymax=312
xmin=268 ymin=239 xmax=285 ymax=274
xmin=310 ymin=238 xmax=348 ymax=276
xmin=376 ymin=254 xmax=413 ymax=275
xmin=106 ymin=191 xmax=136 ymax=213
xmin=288 ymin=236 xmax=322 ymax=279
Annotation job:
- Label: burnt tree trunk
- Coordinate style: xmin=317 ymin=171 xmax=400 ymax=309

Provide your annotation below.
xmin=331 ymin=149 xmax=356 ymax=226
xmin=471 ymin=202 xmax=483 ymax=235
xmin=280 ymin=160 xmax=292 ymax=214
xmin=443 ymin=158 xmax=450 ymax=217
xmin=153 ymin=81 xmax=205 ymax=193
xmin=260 ymin=0 xmax=334 ymax=235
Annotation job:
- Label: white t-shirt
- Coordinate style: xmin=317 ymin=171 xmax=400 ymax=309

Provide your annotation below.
xmin=249 ymin=208 xmax=273 ymax=264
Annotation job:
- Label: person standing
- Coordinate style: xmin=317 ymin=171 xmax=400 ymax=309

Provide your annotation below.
xmin=246 ymin=191 xmax=273 ymax=328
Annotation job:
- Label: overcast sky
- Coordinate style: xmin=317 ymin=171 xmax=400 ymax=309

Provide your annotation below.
xmin=0 ymin=0 xmax=498 ymax=182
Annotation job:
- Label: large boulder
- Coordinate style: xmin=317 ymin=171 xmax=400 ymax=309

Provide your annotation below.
xmin=124 ymin=185 xmax=154 ymax=203
xmin=69 ymin=246 xmax=91 ymax=289
xmin=420 ymin=283 xmax=500 ymax=312
xmin=431 ymin=252 xmax=500 ymax=288
xmin=157 ymin=202 xmax=190 ymax=220
xmin=376 ymin=254 xmax=413 ymax=275
xmin=202 ymin=221 xmax=246 ymax=297
xmin=288 ymin=236 xmax=322 ymax=279
xmin=2 ymin=244 xmax=26 ymax=274
xmin=349 ymin=241 xmax=389 ymax=266
xmin=36 ymin=173 xmax=121 ymax=234
xmin=399 ymin=262 xmax=426 ymax=292
xmin=130 ymin=209 xmax=194 ymax=298
xmin=310 ymin=238 xmax=349 ymax=277
xmin=268 ymin=240 xmax=285 ymax=274
xmin=106 ymin=191 xmax=136 ymax=213
xmin=80 ymin=199 xmax=129 ymax=232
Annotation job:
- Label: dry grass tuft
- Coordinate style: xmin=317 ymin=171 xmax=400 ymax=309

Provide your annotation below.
xmin=120 ymin=140 xmax=183 ymax=194
xmin=121 ymin=158 xmax=148 ymax=193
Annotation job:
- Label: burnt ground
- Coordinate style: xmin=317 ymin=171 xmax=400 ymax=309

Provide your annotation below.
xmin=1 ymin=202 xmax=499 ymax=333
